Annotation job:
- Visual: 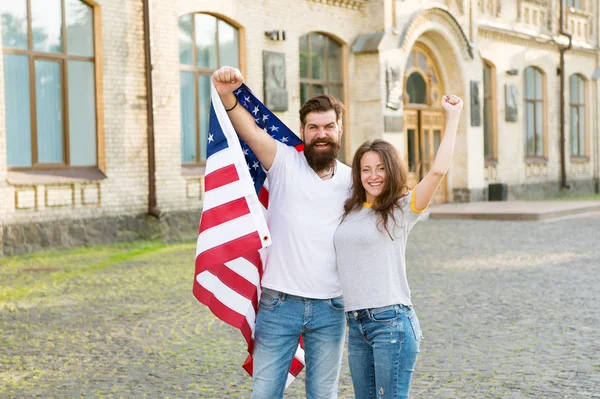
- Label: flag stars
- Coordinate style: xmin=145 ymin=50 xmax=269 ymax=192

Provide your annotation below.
xmin=244 ymin=96 xmax=250 ymax=103
xmin=208 ymin=133 xmax=214 ymax=143
xmin=252 ymin=161 xmax=260 ymax=169
xmin=252 ymin=106 xmax=260 ymax=116
xmin=269 ymin=125 xmax=279 ymax=132
xmin=281 ymin=136 xmax=289 ymax=143
xmin=262 ymin=114 xmax=269 ymax=122
xmin=243 ymin=148 xmax=249 ymax=155
xmin=234 ymin=89 xmax=242 ymax=95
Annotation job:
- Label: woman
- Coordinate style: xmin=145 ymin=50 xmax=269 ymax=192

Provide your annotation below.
xmin=334 ymin=95 xmax=463 ymax=398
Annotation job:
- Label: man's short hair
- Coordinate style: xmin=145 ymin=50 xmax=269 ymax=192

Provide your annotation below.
xmin=299 ymin=94 xmax=345 ymax=127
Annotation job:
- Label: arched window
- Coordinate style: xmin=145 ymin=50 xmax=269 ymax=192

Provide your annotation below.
xmin=482 ymin=60 xmax=497 ymax=161
xmin=299 ymin=32 xmax=344 ymax=159
xmin=179 ymin=13 xmax=239 ymax=164
xmin=1 ymin=0 xmax=99 ymax=168
xmin=523 ymin=67 xmax=545 ymax=158
xmin=569 ymin=74 xmax=586 ymax=157
xmin=404 ymin=47 xmax=442 ymax=106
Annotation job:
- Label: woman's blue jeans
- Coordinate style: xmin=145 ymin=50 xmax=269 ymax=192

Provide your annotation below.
xmin=346 ymin=304 xmax=422 ymax=399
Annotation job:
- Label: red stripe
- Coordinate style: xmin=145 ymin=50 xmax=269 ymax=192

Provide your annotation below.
xmin=195 ymin=255 xmax=259 ymax=303
xmin=258 ymin=186 xmax=269 ymax=209
xmin=205 ymin=164 xmax=239 ymax=191
xmin=196 ymin=232 xmax=263 ymax=266
xmin=294 ymin=143 xmax=305 ymax=152
xmin=199 ymin=198 xmax=250 ymax=233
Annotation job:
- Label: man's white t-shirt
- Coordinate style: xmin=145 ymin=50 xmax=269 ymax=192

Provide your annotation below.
xmin=261 ymin=141 xmax=351 ymax=299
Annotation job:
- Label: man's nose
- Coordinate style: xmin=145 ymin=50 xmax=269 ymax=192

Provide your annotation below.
xmin=316 ymin=128 xmax=327 ymax=137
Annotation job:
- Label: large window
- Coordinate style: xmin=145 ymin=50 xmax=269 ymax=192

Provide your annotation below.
xmin=569 ymin=74 xmax=586 ymax=157
xmin=299 ymin=32 xmax=344 ymax=159
xmin=566 ymin=0 xmax=583 ymax=10
xmin=179 ymin=13 xmax=239 ymax=164
xmin=1 ymin=0 xmax=98 ymax=168
xmin=523 ymin=67 xmax=545 ymax=158
xmin=482 ymin=60 xmax=497 ymax=161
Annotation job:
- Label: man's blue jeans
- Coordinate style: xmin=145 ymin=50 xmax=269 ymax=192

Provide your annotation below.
xmin=346 ymin=304 xmax=422 ymax=399
xmin=251 ymin=288 xmax=346 ymax=399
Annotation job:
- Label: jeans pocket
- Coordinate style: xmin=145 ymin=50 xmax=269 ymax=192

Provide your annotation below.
xmin=407 ymin=311 xmax=423 ymax=341
xmin=327 ymin=295 xmax=345 ymax=312
xmin=259 ymin=288 xmax=282 ymax=310
xmin=370 ymin=307 xmax=397 ymax=322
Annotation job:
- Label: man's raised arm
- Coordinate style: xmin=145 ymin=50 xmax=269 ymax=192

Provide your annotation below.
xmin=212 ymin=67 xmax=277 ymax=170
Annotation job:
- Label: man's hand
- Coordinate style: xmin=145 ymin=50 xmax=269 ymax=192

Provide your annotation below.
xmin=212 ymin=67 xmax=244 ymax=97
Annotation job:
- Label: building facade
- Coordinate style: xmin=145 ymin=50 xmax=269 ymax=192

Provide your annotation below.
xmin=1 ymin=0 xmax=599 ymax=255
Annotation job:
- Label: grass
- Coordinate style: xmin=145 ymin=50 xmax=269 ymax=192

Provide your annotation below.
xmin=546 ymin=193 xmax=600 ymax=201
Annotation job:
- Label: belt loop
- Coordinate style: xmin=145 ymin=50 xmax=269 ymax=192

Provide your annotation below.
xmin=280 ymin=292 xmax=287 ymax=300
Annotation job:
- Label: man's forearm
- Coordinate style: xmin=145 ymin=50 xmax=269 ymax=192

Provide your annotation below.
xmin=220 ymin=93 xmax=258 ymax=143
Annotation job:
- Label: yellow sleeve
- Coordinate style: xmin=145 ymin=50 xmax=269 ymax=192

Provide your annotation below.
xmin=410 ymin=190 xmax=428 ymax=213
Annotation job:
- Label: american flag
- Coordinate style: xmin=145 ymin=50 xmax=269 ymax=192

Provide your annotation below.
xmin=193 ymin=83 xmax=306 ymax=386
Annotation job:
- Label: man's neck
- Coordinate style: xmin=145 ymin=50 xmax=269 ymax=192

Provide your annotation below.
xmin=315 ymin=162 xmax=336 ymax=180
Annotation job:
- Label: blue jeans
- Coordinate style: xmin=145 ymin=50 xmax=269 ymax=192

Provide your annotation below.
xmin=346 ymin=304 xmax=422 ymax=399
xmin=251 ymin=288 xmax=346 ymax=399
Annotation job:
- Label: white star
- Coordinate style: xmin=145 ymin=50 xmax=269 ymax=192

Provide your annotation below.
xmin=281 ymin=136 xmax=289 ymax=143
xmin=243 ymin=148 xmax=249 ymax=155
xmin=252 ymin=161 xmax=260 ymax=169
xmin=262 ymin=114 xmax=269 ymax=122
xmin=234 ymin=89 xmax=242 ymax=95
xmin=208 ymin=133 xmax=214 ymax=143
xmin=244 ymin=96 xmax=250 ymax=103
xmin=269 ymin=125 xmax=279 ymax=132
xmin=255 ymin=118 xmax=260 ymax=123
xmin=263 ymin=127 xmax=268 ymax=133
xmin=252 ymin=106 xmax=260 ymax=116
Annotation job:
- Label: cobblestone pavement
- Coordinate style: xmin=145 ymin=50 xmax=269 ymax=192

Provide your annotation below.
xmin=1 ymin=214 xmax=599 ymax=398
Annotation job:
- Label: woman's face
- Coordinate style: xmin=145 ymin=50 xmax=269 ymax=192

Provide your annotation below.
xmin=360 ymin=151 xmax=386 ymax=204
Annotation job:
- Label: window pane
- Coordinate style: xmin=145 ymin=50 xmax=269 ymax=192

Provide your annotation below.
xmin=35 ymin=60 xmax=63 ymax=163
xmin=179 ymin=15 xmax=193 ymax=65
xmin=3 ymin=54 xmax=32 ymax=167
xmin=526 ymin=102 xmax=534 ymax=155
xmin=310 ymin=33 xmax=325 ymax=80
xmin=570 ymin=107 xmax=577 ymax=155
xmin=327 ymin=40 xmax=342 ymax=82
xmin=194 ymin=14 xmax=217 ymax=69
xmin=312 ymin=84 xmax=324 ymax=95
xmin=417 ymin=52 xmax=427 ymax=71
xmin=0 ymin=0 xmax=28 ymax=49
xmin=578 ymin=107 xmax=585 ymax=155
xmin=423 ymin=130 xmax=430 ymax=162
xmin=535 ymin=70 xmax=542 ymax=100
xmin=525 ymin=68 xmax=533 ymax=99
xmin=300 ymin=82 xmax=309 ymax=105
xmin=535 ymin=101 xmax=543 ymax=156
xmin=299 ymin=35 xmax=308 ymax=78
xmin=218 ymin=20 xmax=239 ymax=68
xmin=433 ymin=130 xmax=441 ymax=153
xmin=569 ymin=75 xmax=576 ymax=105
xmin=328 ymin=85 xmax=343 ymax=101
xmin=31 ymin=0 xmax=63 ymax=53
xmin=66 ymin=0 xmax=94 ymax=57
xmin=483 ymin=97 xmax=490 ymax=158
xmin=180 ymin=71 xmax=196 ymax=163
xmin=68 ymin=60 xmax=96 ymax=166
xmin=406 ymin=72 xmax=426 ymax=104
xmin=407 ymin=129 xmax=416 ymax=171
xmin=199 ymin=75 xmax=211 ymax=162
xmin=578 ymin=77 xmax=585 ymax=104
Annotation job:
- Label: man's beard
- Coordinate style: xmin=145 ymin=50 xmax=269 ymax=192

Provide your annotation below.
xmin=304 ymin=137 xmax=341 ymax=172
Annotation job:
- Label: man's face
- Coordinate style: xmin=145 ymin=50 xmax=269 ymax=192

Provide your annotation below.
xmin=301 ymin=110 xmax=343 ymax=171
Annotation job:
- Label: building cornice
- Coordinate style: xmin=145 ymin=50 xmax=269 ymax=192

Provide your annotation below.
xmin=478 ymin=24 xmax=598 ymax=56
xmin=308 ymin=0 xmax=369 ymax=10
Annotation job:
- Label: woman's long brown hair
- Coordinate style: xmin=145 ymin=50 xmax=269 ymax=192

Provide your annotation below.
xmin=342 ymin=140 xmax=410 ymax=238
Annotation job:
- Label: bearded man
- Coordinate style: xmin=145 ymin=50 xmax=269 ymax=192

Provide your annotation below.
xmin=212 ymin=66 xmax=351 ymax=399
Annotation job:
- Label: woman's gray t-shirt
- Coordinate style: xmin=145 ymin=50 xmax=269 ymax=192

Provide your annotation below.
xmin=333 ymin=191 xmax=425 ymax=312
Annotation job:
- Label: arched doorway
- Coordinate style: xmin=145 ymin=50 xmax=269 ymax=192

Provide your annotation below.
xmin=403 ymin=43 xmax=447 ymax=203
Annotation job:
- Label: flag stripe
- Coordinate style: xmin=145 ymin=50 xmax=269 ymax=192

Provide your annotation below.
xmin=197 ymin=214 xmax=260 ymax=257
xmin=199 ymin=198 xmax=250 ymax=233
xmin=202 ymin=180 xmax=254 ymax=212
xmin=205 ymin=164 xmax=240 ymax=191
